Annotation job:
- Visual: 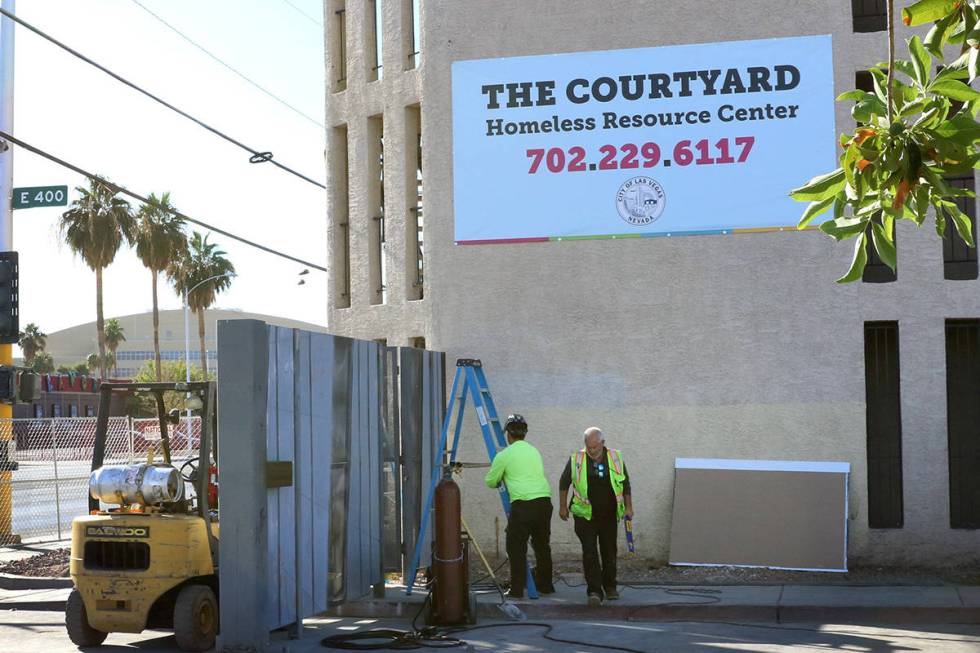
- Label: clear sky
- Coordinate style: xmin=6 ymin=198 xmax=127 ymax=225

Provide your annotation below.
xmin=8 ymin=0 xmax=326 ymax=360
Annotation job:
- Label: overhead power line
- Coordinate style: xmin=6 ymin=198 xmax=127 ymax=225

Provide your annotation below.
xmin=130 ymin=0 xmax=324 ymax=129
xmin=0 ymin=7 xmax=326 ymax=190
xmin=0 ymin=130 xmax=327 ymax=272
xmin=279 ymin=0 xmax=323 ymax=28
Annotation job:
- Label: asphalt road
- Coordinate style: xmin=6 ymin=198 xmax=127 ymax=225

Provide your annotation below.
xmin=2 ymin=612 xmax=980 ymax=652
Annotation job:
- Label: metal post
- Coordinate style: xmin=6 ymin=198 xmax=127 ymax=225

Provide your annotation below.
xmin=184 ymin=289 xmax=192 ymax=455
xmin=127 ymin=416 xmax=134 ymax=463
xmin=0 ymin=0 xmax=16 ymax=545
xmin=51 ymin=420 xmax=62 ymax=540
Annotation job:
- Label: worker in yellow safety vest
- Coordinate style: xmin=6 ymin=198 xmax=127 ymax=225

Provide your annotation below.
xmin=558 ymin=426 xmax=632 ymax=607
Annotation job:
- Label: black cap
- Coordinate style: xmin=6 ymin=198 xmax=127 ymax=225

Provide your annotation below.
xmin=504 ymin=414 xmax=527 ymax=432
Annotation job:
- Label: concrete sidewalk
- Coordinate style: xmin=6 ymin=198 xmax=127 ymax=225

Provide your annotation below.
xmin=331 ymin=582 xmax=980 ymax=624
xmin=3 ymin=581 xmax=980 ymax=624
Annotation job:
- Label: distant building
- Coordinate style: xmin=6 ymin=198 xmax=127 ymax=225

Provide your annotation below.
xmin=11 ymin=374 xmax=127 ymax=420
xmin=42 ymin=309 xmax=326 ymax=379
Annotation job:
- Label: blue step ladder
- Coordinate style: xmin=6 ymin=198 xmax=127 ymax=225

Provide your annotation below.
xmin=404 ymin=358 xmax=539 ymax=598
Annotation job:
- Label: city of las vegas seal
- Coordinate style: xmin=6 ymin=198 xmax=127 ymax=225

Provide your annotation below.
xmin=616 ymin=176 xmax=666 ymax=226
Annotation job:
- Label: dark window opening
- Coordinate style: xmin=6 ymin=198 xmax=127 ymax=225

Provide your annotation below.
xmin=864 ymin=321 xmax=904 ymax=528
xmin=945 ymin=319 xmax=980 ymax=528
xmin=852 ymin=0 xmax=886 ymax=32
xmin=944 ymin=174 xmax=978 ymax=280
xmin=863 ymin=214 xmax=897 ymax=283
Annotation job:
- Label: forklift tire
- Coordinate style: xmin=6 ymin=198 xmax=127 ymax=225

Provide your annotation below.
xmin=66 ymin=589 xmax=108 ymax=647
xmin=173 ymin=584 xmax=218 ymax=652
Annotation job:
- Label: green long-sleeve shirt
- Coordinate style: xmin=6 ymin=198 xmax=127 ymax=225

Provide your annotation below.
xmin=484 ymin=439 xmax=551 ymax=502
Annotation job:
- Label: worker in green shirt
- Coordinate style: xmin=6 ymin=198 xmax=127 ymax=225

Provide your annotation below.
xmin=484 ymin=414 xmax=555 ymax=598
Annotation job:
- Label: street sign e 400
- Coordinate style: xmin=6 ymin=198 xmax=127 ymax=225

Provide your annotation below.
xmin=12 ymin=185 xmax=68 ymax=209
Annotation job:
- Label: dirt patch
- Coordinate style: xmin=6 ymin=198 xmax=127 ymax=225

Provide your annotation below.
xmin=0 ymin=548 xmax=70 ymax=578
xmin=457 ymin=555 xmax=980 ymax=587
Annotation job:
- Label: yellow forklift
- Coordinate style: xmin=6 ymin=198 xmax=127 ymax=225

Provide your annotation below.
xmin=66 ymin=381 xmax=219 ymax=651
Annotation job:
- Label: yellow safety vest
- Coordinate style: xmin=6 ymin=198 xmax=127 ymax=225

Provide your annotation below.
xmin=569 ymin=448 xmax=626 ymax=521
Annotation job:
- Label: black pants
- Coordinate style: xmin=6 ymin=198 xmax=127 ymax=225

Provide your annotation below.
xmin=506 ymin=497 xmax=554 ymax=595
xmin=573 ymin=514 xmax=618 ymax=597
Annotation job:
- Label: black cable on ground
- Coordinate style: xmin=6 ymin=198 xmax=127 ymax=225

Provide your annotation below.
xmin=321 ymin=621 xmax=652 ymax=652
xmin=0 ymin=6 xmax=326 ymax=190
xmin=0 ymin=130 xmax=327 ymax=272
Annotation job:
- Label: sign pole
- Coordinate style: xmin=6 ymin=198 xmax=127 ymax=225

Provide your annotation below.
xmin=0 ymin=0 xmax=16 ymax=545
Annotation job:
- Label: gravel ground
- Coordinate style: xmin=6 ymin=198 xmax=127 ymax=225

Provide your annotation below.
xmin=0 ymin=548 xmax=69 ymax=577
xmin=462 ymin=556 xmax=980 ymax=587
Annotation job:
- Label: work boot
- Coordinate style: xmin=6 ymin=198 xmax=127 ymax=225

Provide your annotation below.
xmin=605 ymin=588 xmax=620 ymax=600
xmin=587 ymin=592 xmax=602 ymax=607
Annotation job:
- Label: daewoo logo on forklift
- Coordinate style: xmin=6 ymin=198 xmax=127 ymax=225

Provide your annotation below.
xmin=84 ymin=525 xmax=150 ymax=538
xmin=65 ymin=381 xmax=220 ymax=653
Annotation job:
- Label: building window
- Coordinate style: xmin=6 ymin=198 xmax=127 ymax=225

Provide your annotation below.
xmin=406 ymin=104 xmax=423 ymax=301
xmin=85 ymin=405 xmax=94 ymax=417
xmin=369 ymin=0 xmax=383 ymax=81
xmin=405 ymin=0 xmax=420 ymax=70
xmin=944 ymin=174 xmax=978 ymax=280
xmin=375 ymin=338 xmax=388 ymax=347
xmin=864 ymin=321 xmax=904 ymax=528
xmin=863 ymin=213 xmax=897 ymax=283
xmin=368 ymin=115 xmax=386 ymax=305
xmin=945 ymin=319 xmax=980 ymax=528
xmin=69 ymin=404 xmax=78 ymax=417
xmin=333 ymin=125 xmax=351 ymax=308
xmin=411 ymin=337 xmax=425 ymax=350
xmin=33 ymin=404 xmax=42 ymax=418
xmin=52 ymin=404 xmax=62 ymax=418
xmin=332 ymin=4 xmax=347 ymax=91
xmin=852 ymin=0 xmax=886 ymax=33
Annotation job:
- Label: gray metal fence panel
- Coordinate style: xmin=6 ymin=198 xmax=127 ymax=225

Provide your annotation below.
xmin=294 ymin=330 xmax=314 ymax=618
xmin=398 ymin=347 xmax=425 ymax=575
xmin=274 ymin=326 xmax=298 ymax=627
xmin=309 ymin=333 xmax=334 ymax=614
xmin=380 ymin=346 xmax=401 ymax=574
xmin=217 ymin=319 xmax=271 ymax=651
xmin=265 ymin=328 xmax=282 ymax=624
xmin=329 ymin=336 xmax=351 ymax=603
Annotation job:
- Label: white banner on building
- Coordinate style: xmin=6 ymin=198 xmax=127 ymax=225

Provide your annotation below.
xmin=452 ymin=35 xmax=836 ymax=244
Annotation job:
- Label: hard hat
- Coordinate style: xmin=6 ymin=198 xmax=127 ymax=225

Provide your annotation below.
xmin=504 ymin=414 xmax=527 ymax=433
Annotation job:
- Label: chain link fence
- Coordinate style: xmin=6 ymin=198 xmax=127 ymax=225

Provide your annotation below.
xmin=0 ymin=416 xmax=201 ymax=544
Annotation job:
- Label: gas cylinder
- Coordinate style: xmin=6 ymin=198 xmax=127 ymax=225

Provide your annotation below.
xmin=433 ymin=473 xmax=464 ymax=624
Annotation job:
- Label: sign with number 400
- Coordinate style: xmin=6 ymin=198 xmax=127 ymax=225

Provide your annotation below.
xmin=12 ymin=185 xmax=68 ymax=210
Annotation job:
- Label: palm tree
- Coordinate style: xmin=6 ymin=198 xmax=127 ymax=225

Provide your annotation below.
xmin=31 ymin=351 xmax=55 ymax=374
xmin=86 ymin=353 xmax=100 ymax=375
xmin=103 ymin=318 xmax=126 ymax=377
xmin=134 ymin=192 xmax=187 ymax=381
xmin=18 ymin=323 xmax=46 ymax=366
xmin=168 ymin=232 xmax=234 ymax=377
xmin=60 ymin=178 xmax=136 ymax=379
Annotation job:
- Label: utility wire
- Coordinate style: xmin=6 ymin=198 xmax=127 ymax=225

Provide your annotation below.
xmin=280 ymin=0 xmax=323 ymax=28
xmin=0 ymin=130 xmax=327 ymax=272
xmin=0 ymin=7 xmax=326 ymax=190
xmin=129 ymin=0 xmax=324 ymax=129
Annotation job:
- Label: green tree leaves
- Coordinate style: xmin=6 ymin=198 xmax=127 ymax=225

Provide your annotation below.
xmin=790 ymin=1 xmax=980 ymax=282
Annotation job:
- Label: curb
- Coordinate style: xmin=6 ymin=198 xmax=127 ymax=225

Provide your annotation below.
xmin=0 ymin=600 xmax=66 ymax=611
xmin=0 ymin=573 xmax=72 ymax=590
xmin=330 ymin=600 xmax=980 ymax=625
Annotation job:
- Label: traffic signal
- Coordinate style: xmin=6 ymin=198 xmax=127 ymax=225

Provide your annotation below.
xmin=0 ymin=252 xmax=18 ymax=344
